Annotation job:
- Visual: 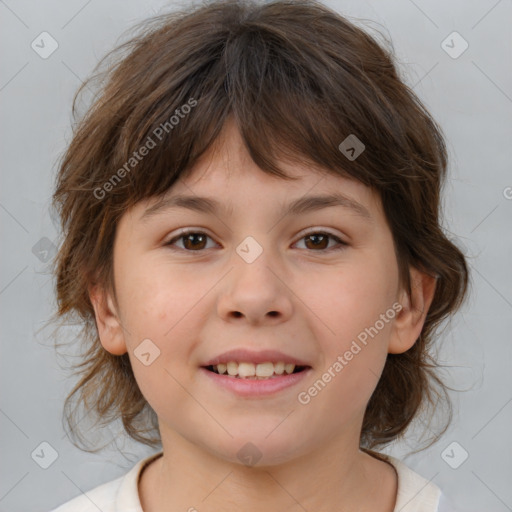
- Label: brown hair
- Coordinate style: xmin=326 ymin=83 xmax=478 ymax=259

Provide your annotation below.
xmin=50 ymin=0 xmax=469 ymax=453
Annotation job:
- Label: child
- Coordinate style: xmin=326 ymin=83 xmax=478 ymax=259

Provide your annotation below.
xmin=49 ymin=0 xmax=468 ymax=510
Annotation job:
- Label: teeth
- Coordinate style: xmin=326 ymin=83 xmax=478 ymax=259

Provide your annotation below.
xmin=213 ymin=361 xmax=299 ymax=378
xmin=226 ymin=361 xmax=238 ymax=376
xmin=256 ymin=362 xmax=274 ymax=377
xmin=273 ymin=362 xmax=285 ymax=375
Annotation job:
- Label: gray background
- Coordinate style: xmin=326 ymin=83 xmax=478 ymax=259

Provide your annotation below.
xmin=1 ymin=0 xmax=511 ymax=511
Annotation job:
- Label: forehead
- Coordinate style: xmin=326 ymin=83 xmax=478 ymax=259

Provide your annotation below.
xmin=122 ymin=118 xmax=385 ymax=230
xmin=149 ymin=121 xmax=377 ymax=212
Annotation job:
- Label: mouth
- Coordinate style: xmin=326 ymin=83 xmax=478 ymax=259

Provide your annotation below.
xmin=200 ymin=360 xmax=313 ymax=397
xmin=199 ymin=349 xmax=313 ymax=396
xmin=203 ymin=362 xmax=310 ymax=379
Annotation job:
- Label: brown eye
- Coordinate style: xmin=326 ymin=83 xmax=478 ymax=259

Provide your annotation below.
xmin=182 ymin=233 xmax=207 ymax=250
xmin=296 ymin=231 xmax=347 ymax=252
xmin=166 ymin=231 xmax=215 ymax=251
xmin=304 ymin=233 xmax=329 ymax=250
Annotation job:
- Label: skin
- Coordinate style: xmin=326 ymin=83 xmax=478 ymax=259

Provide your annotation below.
xmin=89 ymin=118 xmax=436 ymax=512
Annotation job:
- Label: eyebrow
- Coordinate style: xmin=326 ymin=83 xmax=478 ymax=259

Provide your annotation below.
xmin=140 ymin=192 xmax=372 ymax=223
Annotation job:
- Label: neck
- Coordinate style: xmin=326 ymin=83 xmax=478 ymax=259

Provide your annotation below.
xmin=139 ymin=426 xmax=397 ymax=512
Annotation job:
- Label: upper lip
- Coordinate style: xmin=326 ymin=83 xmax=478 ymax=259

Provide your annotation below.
xmin=201 ymin=348 xmax=311 ymax=367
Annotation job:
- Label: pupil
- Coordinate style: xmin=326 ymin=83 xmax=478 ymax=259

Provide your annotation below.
xmin=184 ymin=233 xmax=205 ymax=250
xmin=307 ymin=234 xmax=327 ymax=250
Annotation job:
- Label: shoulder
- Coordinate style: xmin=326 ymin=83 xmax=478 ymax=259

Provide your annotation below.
xmin=437 ymin=492 xmax=460 ymax=512
xmin=48 ymin=451 xmax=163 ymax=512
xmin=48 ymin=476 xmax=123 ymax=512
xmin=377 ymin=453 xmax=442 ymax=512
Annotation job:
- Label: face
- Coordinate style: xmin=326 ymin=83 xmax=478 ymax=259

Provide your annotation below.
xmin=92 ymin=119 xmax=431 ymax=466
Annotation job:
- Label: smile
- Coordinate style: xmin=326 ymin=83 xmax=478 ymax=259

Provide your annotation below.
xmin=200 ymin=364 xmax=312 ymax=397
xmin=205 ymin=361 xmax=308 ymax=379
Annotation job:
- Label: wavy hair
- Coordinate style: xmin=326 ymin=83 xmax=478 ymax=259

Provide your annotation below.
xmin=49 ymin=0 xmax=469 ymax=453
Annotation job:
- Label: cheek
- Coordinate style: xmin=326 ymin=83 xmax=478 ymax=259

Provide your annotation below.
xmin=116 ymin=257 xmax=187 ymax=326
xmin=318 ymin=259 xmax=396 ymax=331
xmin=116 ymin=259 xmax=214 ymax=360
xmin=305 ymin=263 xmax=396 ymax=417
xmin=117 ymin=263 xmax=204 ymax=409
xmin=308 ymin=249 xmax=398 ymax=391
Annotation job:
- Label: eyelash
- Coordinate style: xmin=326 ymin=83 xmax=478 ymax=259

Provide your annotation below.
xmin=164 ymin=229 xmax=348 ymax=253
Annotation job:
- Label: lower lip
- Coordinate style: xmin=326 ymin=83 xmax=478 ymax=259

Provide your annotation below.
xmin=199 ymin=367 xmax=312 ymax=397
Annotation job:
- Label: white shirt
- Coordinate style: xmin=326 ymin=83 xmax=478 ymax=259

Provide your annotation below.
xmin=49 ymin=451 xmax=458 ymax=511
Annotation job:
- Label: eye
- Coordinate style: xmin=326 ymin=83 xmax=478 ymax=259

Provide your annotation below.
xmin=294 ymin=231 xmax=348 ymax=252
xmin=165 ymin=230 xmax=217 ymax=251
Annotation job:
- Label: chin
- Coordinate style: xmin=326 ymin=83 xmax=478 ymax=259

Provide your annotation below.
xmin=203 ymin=431 xmax=308 ymax=468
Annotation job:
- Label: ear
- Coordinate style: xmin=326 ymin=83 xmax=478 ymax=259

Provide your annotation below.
xmin=88 ymin=283 xmax=128 ymax=356
xmin=388 ymin=267 xmax=437 ymax=354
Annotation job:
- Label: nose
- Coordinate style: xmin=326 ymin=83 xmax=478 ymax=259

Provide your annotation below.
xmin=216 ymin=247 xmax=293 ymax=325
